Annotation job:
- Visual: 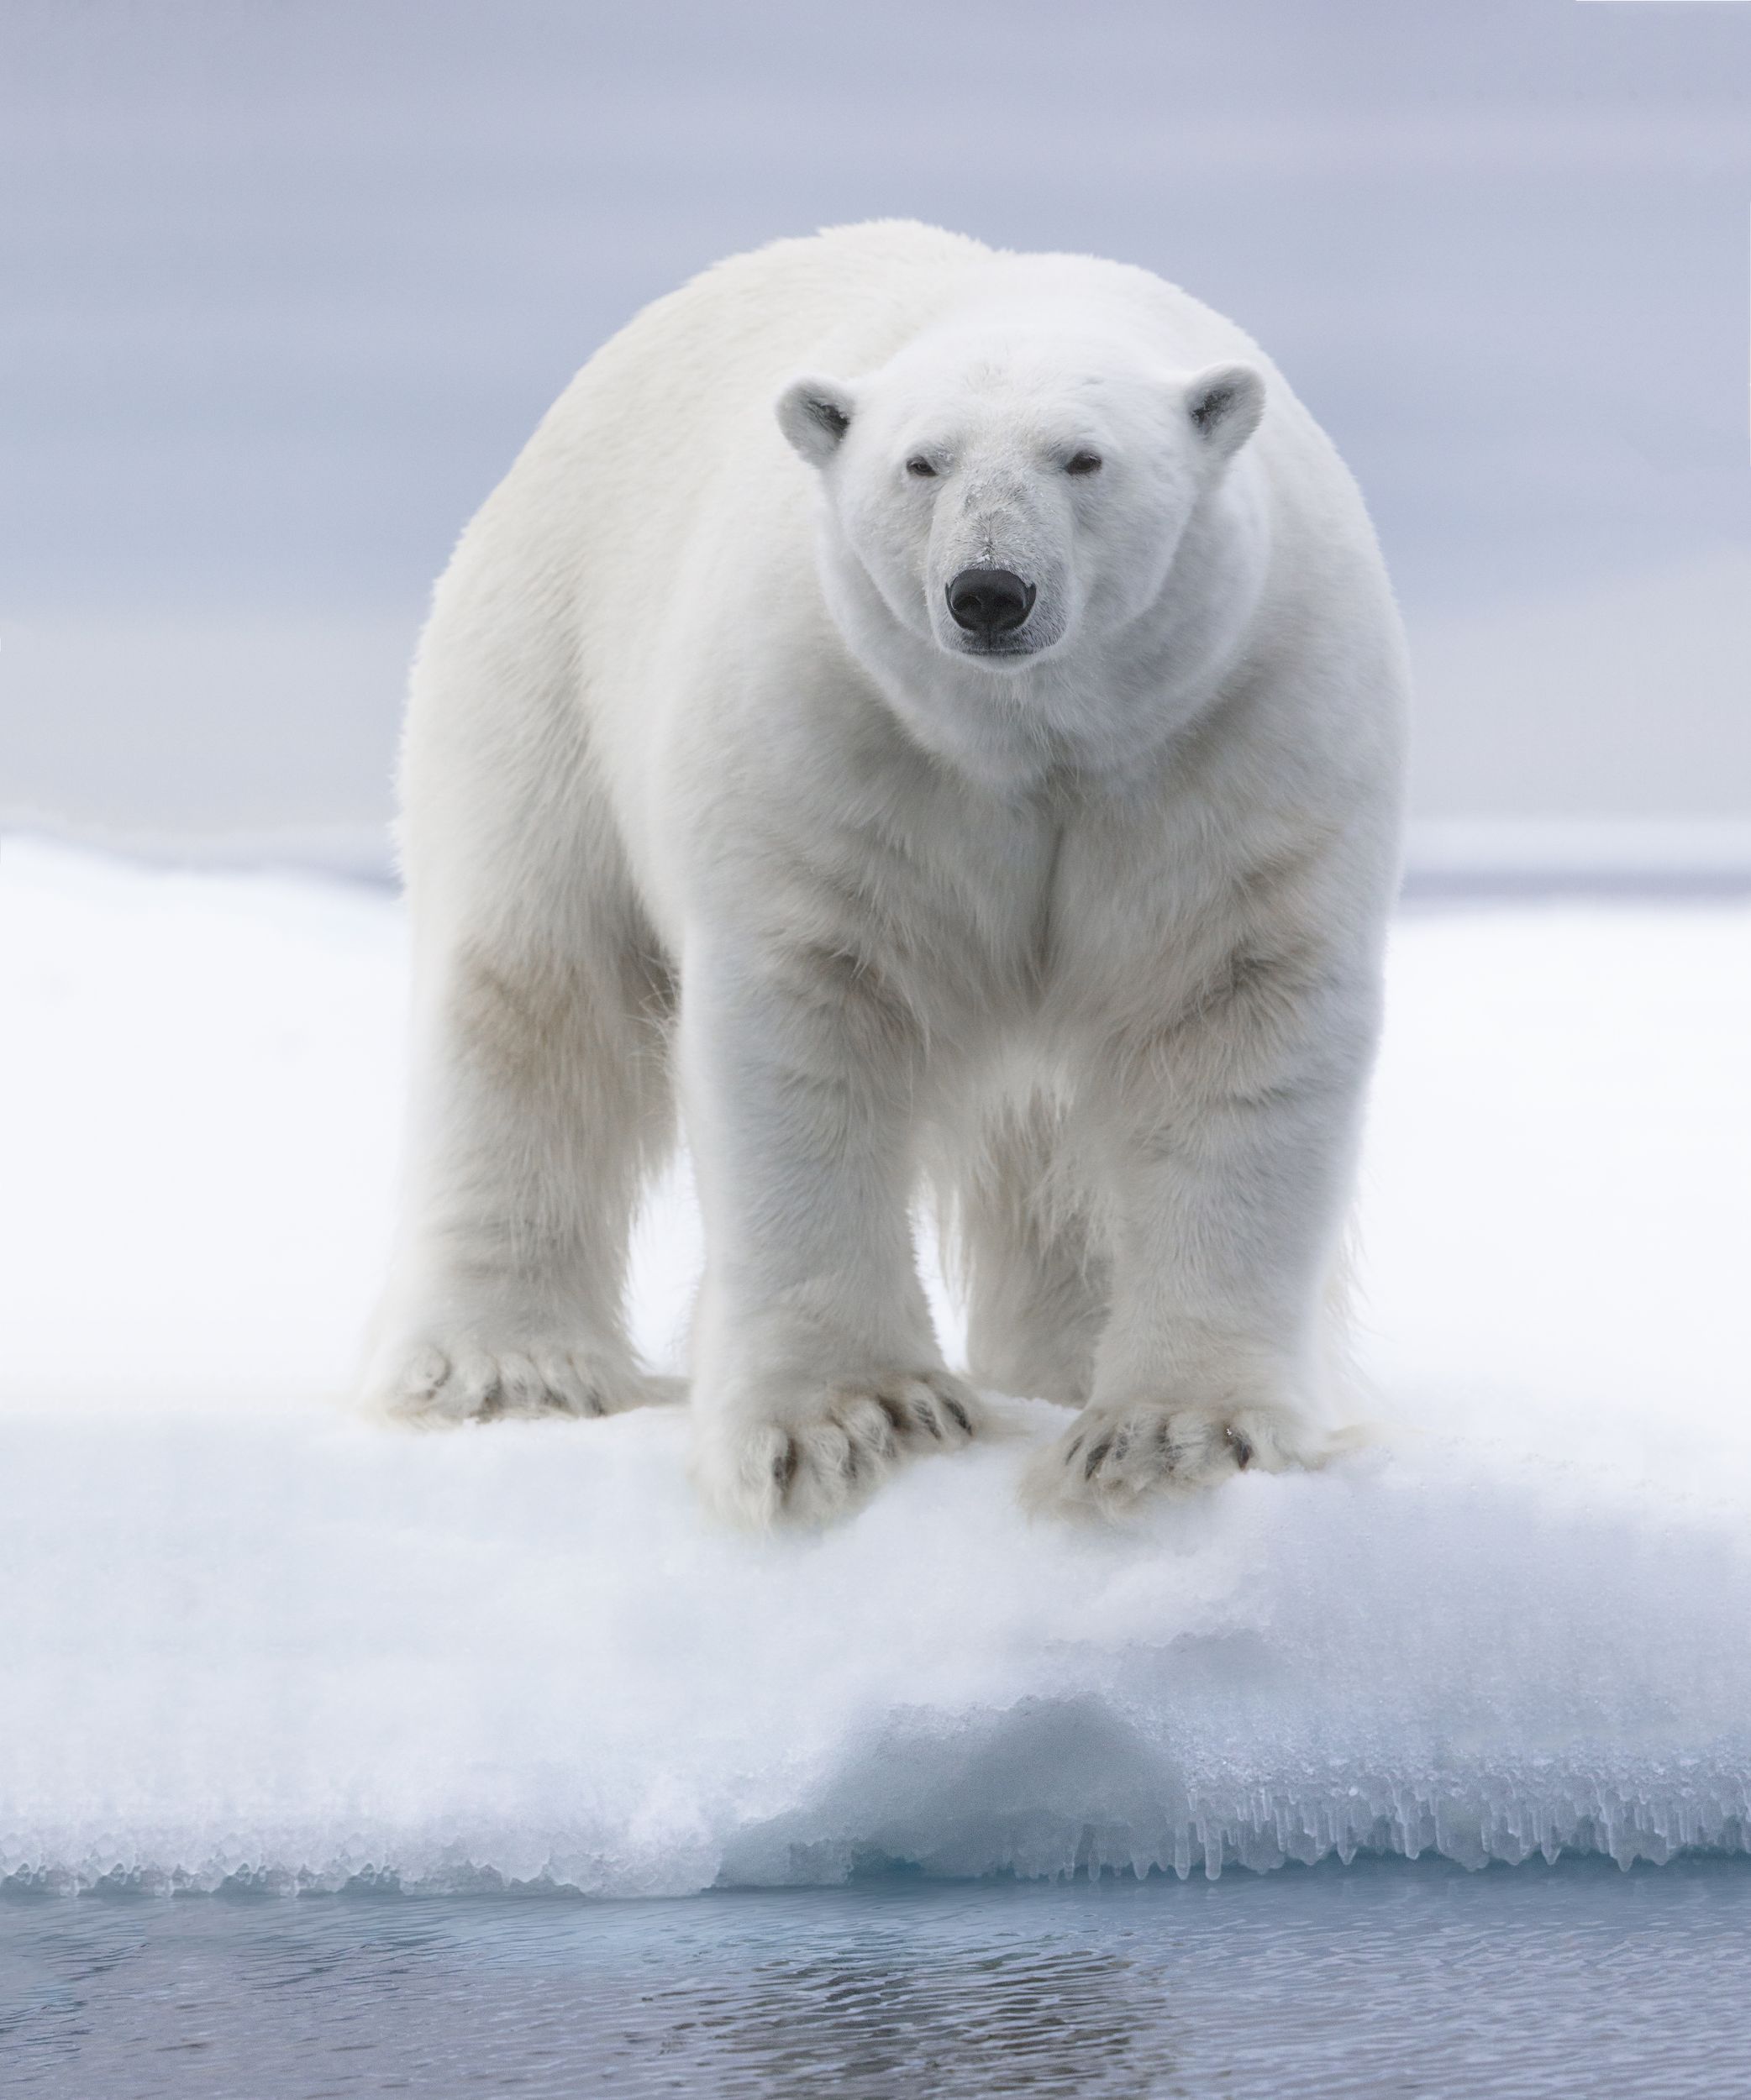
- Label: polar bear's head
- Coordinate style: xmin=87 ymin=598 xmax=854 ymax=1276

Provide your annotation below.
xmin=776 ymin=324 xmax=1265 ymax=677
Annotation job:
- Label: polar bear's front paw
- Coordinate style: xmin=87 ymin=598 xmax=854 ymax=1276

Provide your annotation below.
xmin=1022 ymin=1399 xmax=1328 ymax=1520
xmin=695 ymin=1369 xmax=985 ymax=1529
xmin=367 ymin=1339 xmax=683 ymax=1426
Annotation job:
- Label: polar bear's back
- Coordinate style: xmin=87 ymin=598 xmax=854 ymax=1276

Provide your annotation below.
xmin=614 ymin=216 xmax=1266 ymax=362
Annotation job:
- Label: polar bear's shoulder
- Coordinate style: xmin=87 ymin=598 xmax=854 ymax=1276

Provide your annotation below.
xmin=603 ymin=221 xmax=992 ymax=373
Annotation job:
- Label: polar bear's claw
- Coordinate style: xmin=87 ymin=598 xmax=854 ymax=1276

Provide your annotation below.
xmin=370 ymin=1341 xmax=681 ymax=1427
xmin=1025 ymin=1400 xmax=1325 ymax=1520
xmin=697 ymin=1369 xmax=985 ymax=1528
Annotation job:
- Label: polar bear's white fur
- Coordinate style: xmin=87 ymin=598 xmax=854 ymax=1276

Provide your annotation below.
xmin=365 ymin=221 xmax=1408 ymax=1525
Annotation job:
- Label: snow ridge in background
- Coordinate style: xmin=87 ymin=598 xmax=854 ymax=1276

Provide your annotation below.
xmin=3 ymin=839 xmax=1749 ymax=1895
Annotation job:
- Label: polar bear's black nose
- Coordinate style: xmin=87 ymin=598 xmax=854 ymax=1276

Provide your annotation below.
xmin=947 ymin=567 xmax=1036 ymax=637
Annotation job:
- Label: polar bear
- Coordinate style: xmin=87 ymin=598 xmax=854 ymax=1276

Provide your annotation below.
xmin=364 ymin=220 xmax=1408 ymax=1526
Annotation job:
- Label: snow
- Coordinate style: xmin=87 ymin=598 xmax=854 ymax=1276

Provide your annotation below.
xmin=2 ymin=837 xmax=1748 ymax=1894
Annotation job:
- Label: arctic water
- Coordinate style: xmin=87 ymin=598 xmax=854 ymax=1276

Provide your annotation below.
xmin=8 ymin=1860 xmax=1751 ymax=2098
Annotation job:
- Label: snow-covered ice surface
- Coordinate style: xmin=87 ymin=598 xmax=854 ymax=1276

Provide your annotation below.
xmin=2 ymin=837 xmax=1748 ymax=1898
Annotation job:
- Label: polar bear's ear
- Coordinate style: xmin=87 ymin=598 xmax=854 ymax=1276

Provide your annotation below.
xmin=776 ymin=375 xmax=858 ymax=466
xmin=1183 ymin=364 xmax=1265 ymax=463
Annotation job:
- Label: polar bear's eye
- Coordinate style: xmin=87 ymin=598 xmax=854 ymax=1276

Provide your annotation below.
xmin=1065 ymin=452 xmax=1103 ymax=476
xmin=906 ymin=456 xmax=938 ymax=479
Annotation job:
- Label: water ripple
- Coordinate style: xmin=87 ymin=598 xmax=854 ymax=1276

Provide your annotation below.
xmin=5 ymin=1858 xmax=1751 ymax=2097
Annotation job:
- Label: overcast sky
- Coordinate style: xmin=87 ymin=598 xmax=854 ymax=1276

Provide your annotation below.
xmin=2 ymin=0 xmax=1747 ymax=842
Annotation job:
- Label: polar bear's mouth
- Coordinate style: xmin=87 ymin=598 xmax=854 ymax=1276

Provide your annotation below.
xmin=947 ymin=622 xmax=1064 ymax=665
xmin=960 ymin=634 xmax=1043 ymax=659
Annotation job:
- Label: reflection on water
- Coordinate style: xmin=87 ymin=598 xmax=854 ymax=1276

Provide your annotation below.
xmin=4 ymin=1857 xmax=1749 ymax=2097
